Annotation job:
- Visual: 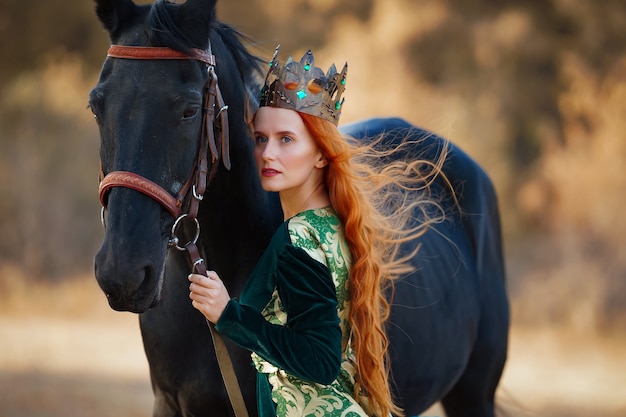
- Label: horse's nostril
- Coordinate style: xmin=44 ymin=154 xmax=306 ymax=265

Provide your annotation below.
xmin=133 ymin=264 xmax=158 ymax=300
xmin=138 ymin=265 xmax=148 ymax=284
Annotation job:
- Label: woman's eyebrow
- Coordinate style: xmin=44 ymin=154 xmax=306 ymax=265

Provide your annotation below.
xmin=253 ymin=129 xmax=298 ymax=137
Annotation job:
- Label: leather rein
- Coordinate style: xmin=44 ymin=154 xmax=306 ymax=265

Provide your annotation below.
xmin=97 ymin=45 xmax=248 ymax=417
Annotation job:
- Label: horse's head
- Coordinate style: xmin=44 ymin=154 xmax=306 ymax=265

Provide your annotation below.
xmin=90 ymin=0 xmax=222 ymax=312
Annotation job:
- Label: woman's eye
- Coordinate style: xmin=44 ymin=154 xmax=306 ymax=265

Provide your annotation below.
xmin=255 ymin=136 xmax=268 ymax=144
xmin=281 ymin=136 xmax=293 ymax=143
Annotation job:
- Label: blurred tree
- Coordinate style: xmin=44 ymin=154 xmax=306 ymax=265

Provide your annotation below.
xmin=0 ymin=58 xmax=102 ymax=280
xmin=0 ymin=0 xmax=109 ymax=90
xmin=217 ymin=0 xmax=375 ymax=56
xmin=402 ymin=0 xmax=625 ymax=232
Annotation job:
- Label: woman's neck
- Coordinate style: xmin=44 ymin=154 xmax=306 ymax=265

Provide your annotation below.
xmin=280 ymin=183 xmax=331 ymax=220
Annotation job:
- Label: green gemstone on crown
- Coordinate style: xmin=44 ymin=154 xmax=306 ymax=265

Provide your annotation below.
xmin=335 ymin=101 xmax=341 ymax=110
xmin=341 ymin=78 xmax=346 ymax=85
xmin=304 ymin=64 xmax=311 ymax=71
xmin=296 ymin=90 xmax=307 ymax=99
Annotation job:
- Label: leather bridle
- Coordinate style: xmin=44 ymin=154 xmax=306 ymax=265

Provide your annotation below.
xmin=96 ymin=44 xmax=248 ymax=417
xmin=98 ymin=44 xmax=231 ymax=255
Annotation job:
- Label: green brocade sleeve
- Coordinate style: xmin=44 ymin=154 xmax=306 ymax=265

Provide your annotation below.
xmin=215 ymin=244 xmax=342 ymax=385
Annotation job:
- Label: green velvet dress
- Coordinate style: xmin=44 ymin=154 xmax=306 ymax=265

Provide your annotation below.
xmin=215 ymin=207 xmax=372 ymax=416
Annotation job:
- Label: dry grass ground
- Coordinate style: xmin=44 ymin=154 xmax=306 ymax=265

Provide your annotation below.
xmin=1 ymin=274 xmax=625 ymax=417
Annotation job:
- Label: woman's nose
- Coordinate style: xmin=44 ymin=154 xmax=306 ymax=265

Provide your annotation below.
xmin=261 ymin=139 xmax=276 ymax=160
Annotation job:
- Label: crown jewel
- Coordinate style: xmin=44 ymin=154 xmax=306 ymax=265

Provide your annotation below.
xmin=259 ymin=46 xmax=348 ymax=125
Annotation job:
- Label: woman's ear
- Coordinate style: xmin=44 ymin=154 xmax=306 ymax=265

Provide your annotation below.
xmin=315 ymin=154 xmax=328 ymax=169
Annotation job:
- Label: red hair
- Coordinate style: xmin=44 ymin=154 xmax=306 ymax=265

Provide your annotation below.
xmin=299 ymin=113 xmax=447 ymax=417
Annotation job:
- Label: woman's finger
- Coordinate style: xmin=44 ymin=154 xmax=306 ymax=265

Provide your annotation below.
xmin=188 ymin=273 xmax=217 ymax=290
xmin=205 ymin=270 xmax=222 ymax=282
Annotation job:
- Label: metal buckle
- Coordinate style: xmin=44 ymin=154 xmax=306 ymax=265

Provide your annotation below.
xmin=169 ymin=214 xmax=200 ymax=251
xmin=192 ymin=184 xmax=204 ymax=201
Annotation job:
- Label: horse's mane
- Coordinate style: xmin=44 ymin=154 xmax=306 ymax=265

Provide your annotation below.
xmin=145 ymin=1 xmax=264 ymax=94
xmin=214 ymin=23 xmax=264 ymax=87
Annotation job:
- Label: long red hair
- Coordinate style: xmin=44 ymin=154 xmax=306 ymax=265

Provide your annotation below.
xmin=299 ymin=113 xmax=447 ymax=417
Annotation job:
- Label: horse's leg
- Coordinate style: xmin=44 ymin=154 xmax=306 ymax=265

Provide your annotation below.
xmin=439 ymin=137 xmax=509 ymax=417
xmin=151 ymin=380 xmax=181 ymax=417
xmin=440 ymin=285 xmax=508 ymax=417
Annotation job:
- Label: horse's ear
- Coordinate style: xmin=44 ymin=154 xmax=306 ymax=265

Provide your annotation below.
xmin=173 ymin=0 xmax=217 ymax=50
xmin=94 ymin=0 xmax=137 ymax=38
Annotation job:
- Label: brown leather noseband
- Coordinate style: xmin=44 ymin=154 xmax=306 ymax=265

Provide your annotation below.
xmin=98 ymin=44 xmax=231 ymax=245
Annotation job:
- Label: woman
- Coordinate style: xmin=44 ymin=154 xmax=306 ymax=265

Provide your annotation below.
xmin=189 ymin=48 xmax=444 ymax=417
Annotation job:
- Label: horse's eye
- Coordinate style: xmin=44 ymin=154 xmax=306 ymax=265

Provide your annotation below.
xmin=88 ymin=89 xmax=104 ymax=123
xmin=183 ymin=106 xmax=200 ymax=120
xmin=88 ymin=103 xmax=101 ymax=124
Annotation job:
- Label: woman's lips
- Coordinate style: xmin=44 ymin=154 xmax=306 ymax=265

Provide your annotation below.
xmin=261 ymin=168 xmax=281 ymax=177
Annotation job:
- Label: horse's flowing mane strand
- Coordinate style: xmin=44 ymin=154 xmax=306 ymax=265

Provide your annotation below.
xmin=214 ymin=23 xmax=265 ymax=87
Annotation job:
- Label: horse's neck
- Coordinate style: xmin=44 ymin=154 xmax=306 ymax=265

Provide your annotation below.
xmin=197 ymin=144 xmax=281 ymax=289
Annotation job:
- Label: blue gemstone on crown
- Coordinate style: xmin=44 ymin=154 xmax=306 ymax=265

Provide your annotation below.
xmin=296 ymin=90 xmax=307 ymax=99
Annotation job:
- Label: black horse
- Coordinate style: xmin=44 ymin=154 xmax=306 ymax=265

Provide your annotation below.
xmin=90 ymin=1 xmax=509 ymax=416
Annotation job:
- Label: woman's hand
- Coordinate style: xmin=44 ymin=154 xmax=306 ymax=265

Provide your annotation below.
xmin=188 ymin=271 xmax=231 ymax=323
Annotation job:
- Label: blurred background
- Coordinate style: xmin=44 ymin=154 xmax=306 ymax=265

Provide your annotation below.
xmin=0 ymin=0 xmax=624 ymax=416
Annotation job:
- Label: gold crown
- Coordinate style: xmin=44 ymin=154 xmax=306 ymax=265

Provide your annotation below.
xmin=259 ymin=46 xmax=348 ymax=125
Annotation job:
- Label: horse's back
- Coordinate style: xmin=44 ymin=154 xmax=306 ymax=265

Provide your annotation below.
xmin=340 ymin=118 xmax=509 ymax=416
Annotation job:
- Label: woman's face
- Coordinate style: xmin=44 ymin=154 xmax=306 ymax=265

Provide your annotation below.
xmin=253 ymin=107 xmax=327 ymax=199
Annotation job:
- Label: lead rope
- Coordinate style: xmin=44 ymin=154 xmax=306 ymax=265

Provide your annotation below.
xmin=184 ymin=242 xmax=249 ymax=417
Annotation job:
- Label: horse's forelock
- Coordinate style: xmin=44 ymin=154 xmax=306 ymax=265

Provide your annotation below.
xmin=146 ymin=0 xmax=214 ymax=53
